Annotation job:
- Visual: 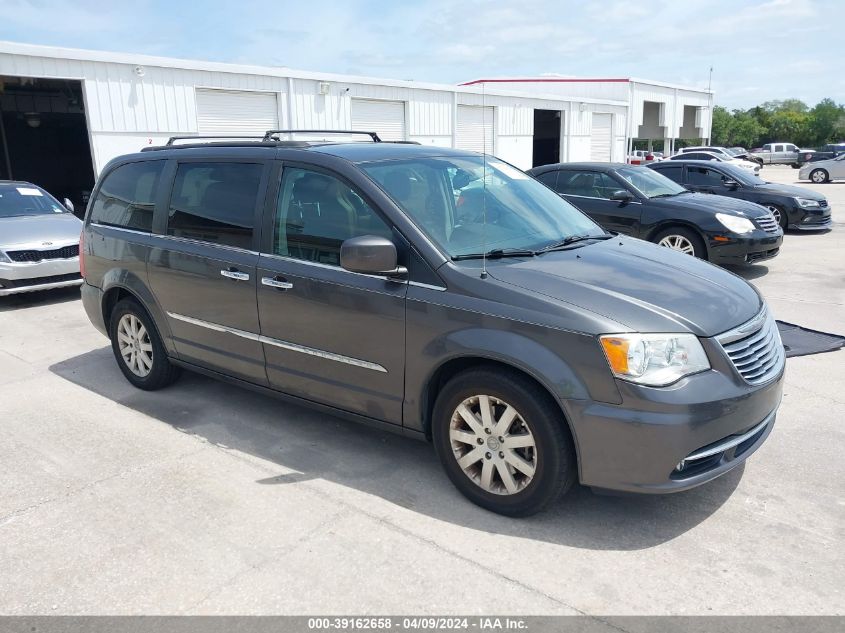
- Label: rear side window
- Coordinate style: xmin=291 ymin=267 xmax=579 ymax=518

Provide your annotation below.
xmin=90 ymin=160 xmax=165 ymax=231
xmin=166 ymin=162 xmax=263 ymax=249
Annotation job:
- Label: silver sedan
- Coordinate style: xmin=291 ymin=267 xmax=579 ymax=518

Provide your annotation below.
xmin=0 ymin=181 xmax=83 ymax=296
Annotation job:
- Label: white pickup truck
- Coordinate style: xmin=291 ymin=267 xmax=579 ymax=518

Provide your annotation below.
xmin=750 ymin=142 xmax=805 ymax=167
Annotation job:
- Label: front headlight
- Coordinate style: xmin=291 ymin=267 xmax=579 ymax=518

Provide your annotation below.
xmin=600 ymin=333 xmax=710 ymax=387
xmin=795 ymin=197 xmax=821 ymax=209
xmin=715 ymin=213 xmax=755 ymax=234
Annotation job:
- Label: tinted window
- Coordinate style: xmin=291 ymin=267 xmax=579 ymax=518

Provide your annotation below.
xmin=653 ymin=164 xmax=683 ymax=183
xmin=274 ymin=167 xmax=393 ymax=266
xmin=167 ymin=162 xmax=262 ymax=249
xmin=534 ymin=170 xmax=558 ymax=189
xmin=91 ymin=160 xmax=164 ymax=231
xmin=557 ymin=171 xmax=621 ymax=199
xmin=687 ymin=166 xmax=727 ymax=186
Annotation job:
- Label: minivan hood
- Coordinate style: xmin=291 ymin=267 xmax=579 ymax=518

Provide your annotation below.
xmin=0 ymin=213 xmax=83 ymax=249
xmin=649 ymin=192 xmax=770 ymax=217
xmin=753 ymin=182 xmax=826 ymax=201
xmin=488 ymin=237 xmax=761 ymax=337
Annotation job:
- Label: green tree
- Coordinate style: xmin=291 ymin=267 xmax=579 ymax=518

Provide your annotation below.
xmin=729 ymin=111 xmax=765 ymax=148
xmin=710 ymin=105 xmax=734 ymax=146
xmin=808 ymin=98 xmax=845 ymax=145
xmin=767 ymin=110 xmax=811 ymax=145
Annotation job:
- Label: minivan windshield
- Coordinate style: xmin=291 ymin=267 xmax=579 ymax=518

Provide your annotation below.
xmin=615 ymin=166 xmax=688 ymax=198
xmin=0 ymin=184 xmax=67 ymax=218
xmin=362 ymin=156 xmax=602 ymax=258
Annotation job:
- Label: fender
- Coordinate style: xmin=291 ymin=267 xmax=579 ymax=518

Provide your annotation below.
xmin=404 ymin=325 xmax=621 ymax=431
xmin=100 ymin=268 xmax=177 ymax=357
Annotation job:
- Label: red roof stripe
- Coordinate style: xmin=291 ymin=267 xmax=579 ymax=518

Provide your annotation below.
xmin=459 ymin=78 xmax=630 ymax=86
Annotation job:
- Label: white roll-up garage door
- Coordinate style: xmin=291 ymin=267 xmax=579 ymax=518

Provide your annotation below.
xmin=456 ymin=106 xmax=494 ymax=154
xmin=351 ymin=99 xmax=406 ymax=141
xmin=590 ymin=113 xmax=612 ymax=162
xmin=196 ymin=89 xmax=279 ymax=136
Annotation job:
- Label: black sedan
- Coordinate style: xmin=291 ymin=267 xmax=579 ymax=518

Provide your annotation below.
xmin=648 ymin=160 xmax=831 ymax=231
xmin=527 ymin=162 xmax=783 ymax=266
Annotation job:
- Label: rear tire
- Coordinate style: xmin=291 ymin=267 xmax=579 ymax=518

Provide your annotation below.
xmin=810 ymin=168 xmax=829 ymax=184
xmin=653 ymin=227 xmax=706 ymax=260
xmin=432 ymin=367 xmax=576 ymax=517
xmin=109 ymin=298 xmax=180 ymax=390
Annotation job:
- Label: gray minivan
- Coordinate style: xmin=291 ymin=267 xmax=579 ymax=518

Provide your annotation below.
xmin=80 ymin=134 xmax=785 ymax=516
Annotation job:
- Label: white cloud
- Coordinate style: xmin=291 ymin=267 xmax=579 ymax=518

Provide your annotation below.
xmin=0 ymin=0 xmax=840 ymax=109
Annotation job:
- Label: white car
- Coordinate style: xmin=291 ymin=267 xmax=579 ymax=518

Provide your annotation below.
xmin=799 ymin=153 xmax=845 ymax=183
xmin=669 ymin=150 xmax=761 ymax=173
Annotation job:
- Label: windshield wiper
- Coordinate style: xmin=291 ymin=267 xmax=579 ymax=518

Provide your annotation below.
xmin=650 ymin=191 xmax=688 ymax=198
xmin=537 ymin=233 xmax=613 ymax=253
xmin=452 ymin=248 xmax=537 ymax=261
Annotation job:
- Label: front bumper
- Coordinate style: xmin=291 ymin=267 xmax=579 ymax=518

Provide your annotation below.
xmin=708 ymin=230 xmax=783 ymax=265
xmin=0 ymin=257 xmax=82 ymax=296
xmin=788 ymin=206 xmax=832 ymax=231
xmin=564 ymin=344 xmax=784 ymax=494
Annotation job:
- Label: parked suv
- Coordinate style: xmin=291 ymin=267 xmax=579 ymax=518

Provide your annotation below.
xmin=80 ymin=134 xmax=784 ymax=516
xmin=0 ymin=181 xmax=83 ymax=296
xmin=649 ymin=160 xmax=831 ymax=230
xmin=527 ymin=162 xmax=782 ymax=264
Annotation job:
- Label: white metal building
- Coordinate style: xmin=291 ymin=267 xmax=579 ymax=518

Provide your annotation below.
xmin=460 ymin=77 xmax=713 ymax=158
xmin=0 ymin=42 xmax=710 ymax=211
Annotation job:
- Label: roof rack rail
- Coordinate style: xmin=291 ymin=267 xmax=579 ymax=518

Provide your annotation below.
xmin=165 ymin=135 xmax=265 ymax=146
xmin=263 ymin=129 xmax=382 ymax=142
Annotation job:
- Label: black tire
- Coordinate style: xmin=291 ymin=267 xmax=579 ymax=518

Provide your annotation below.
xmin=109 ymin=298 xmax=180 ymax=390
xmin=791 ymin=163 xmax=800 ymax=169
xmin=652 ymin=226 xmax=707 ymax=260
xmin=810 ymin=168 xmax=829 ymax=184
xmin=432 ymin=367 xmax=576 ymax=517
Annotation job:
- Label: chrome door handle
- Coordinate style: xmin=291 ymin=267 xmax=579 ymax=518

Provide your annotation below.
xmin=221 ymin=269 xmax=250 ymax=281
xmin=261 ymin=276 xmax=293 ymax=289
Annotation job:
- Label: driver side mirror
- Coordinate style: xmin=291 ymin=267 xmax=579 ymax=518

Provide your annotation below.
xmin=610 ymin=189 xmax=634 ymax=203
xmin=340 ymin=235 xmax=407 ymax=278
xmin=63 ymin=198 xmax=75 ymax=213
xmin=723 ymin=180 xmax=740 ymax=190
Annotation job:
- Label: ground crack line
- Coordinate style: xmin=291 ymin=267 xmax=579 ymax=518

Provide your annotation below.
xmin=0 ymin=446 xmax=209 ymax=527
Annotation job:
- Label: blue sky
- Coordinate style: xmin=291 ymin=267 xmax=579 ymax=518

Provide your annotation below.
xmin=1 ymin=0 xmax=842 ymax=109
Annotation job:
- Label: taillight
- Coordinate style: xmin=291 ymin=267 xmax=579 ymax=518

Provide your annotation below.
xmin=79 ymin=231 xmax=86 ymax=279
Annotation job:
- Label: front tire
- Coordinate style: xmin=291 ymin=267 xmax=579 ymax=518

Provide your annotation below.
xmin=432 ymin=367 xmax=576 ymax=517
xmin=109 ymin=298 xmax=180 ymax=390
xmin=810 ymin=168 xmax=829 ymax=184
xmin=653 ymin=227 xmax=706 ymax=260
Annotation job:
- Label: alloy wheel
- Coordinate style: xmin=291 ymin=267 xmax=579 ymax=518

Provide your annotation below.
xmin=766 ymin=205 xmax=782 ymax=225
xmin=658 ymin=234 xmax=695 ymax=255
xmin=449 ymin=395 xmax=537 ymax=495
xmin=811 ymin=169 xmax=827 ymax=184
xmin=117 ymin=313 xmax=153 ymax=378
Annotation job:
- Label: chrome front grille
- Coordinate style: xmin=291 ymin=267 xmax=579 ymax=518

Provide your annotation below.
xmin=717 ymin=306 xmax=785 ymax=385
xmin=754 ymin=214 xmax=779 ymax=233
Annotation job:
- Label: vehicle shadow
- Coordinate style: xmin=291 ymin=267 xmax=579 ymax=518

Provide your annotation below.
xmin=0 ymin=286 xmax=81 ymax=312
xmin=726 ymin=265 xmax=769 ymax=281
xmin=49 ymin=347 xmax=744 ymax=552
